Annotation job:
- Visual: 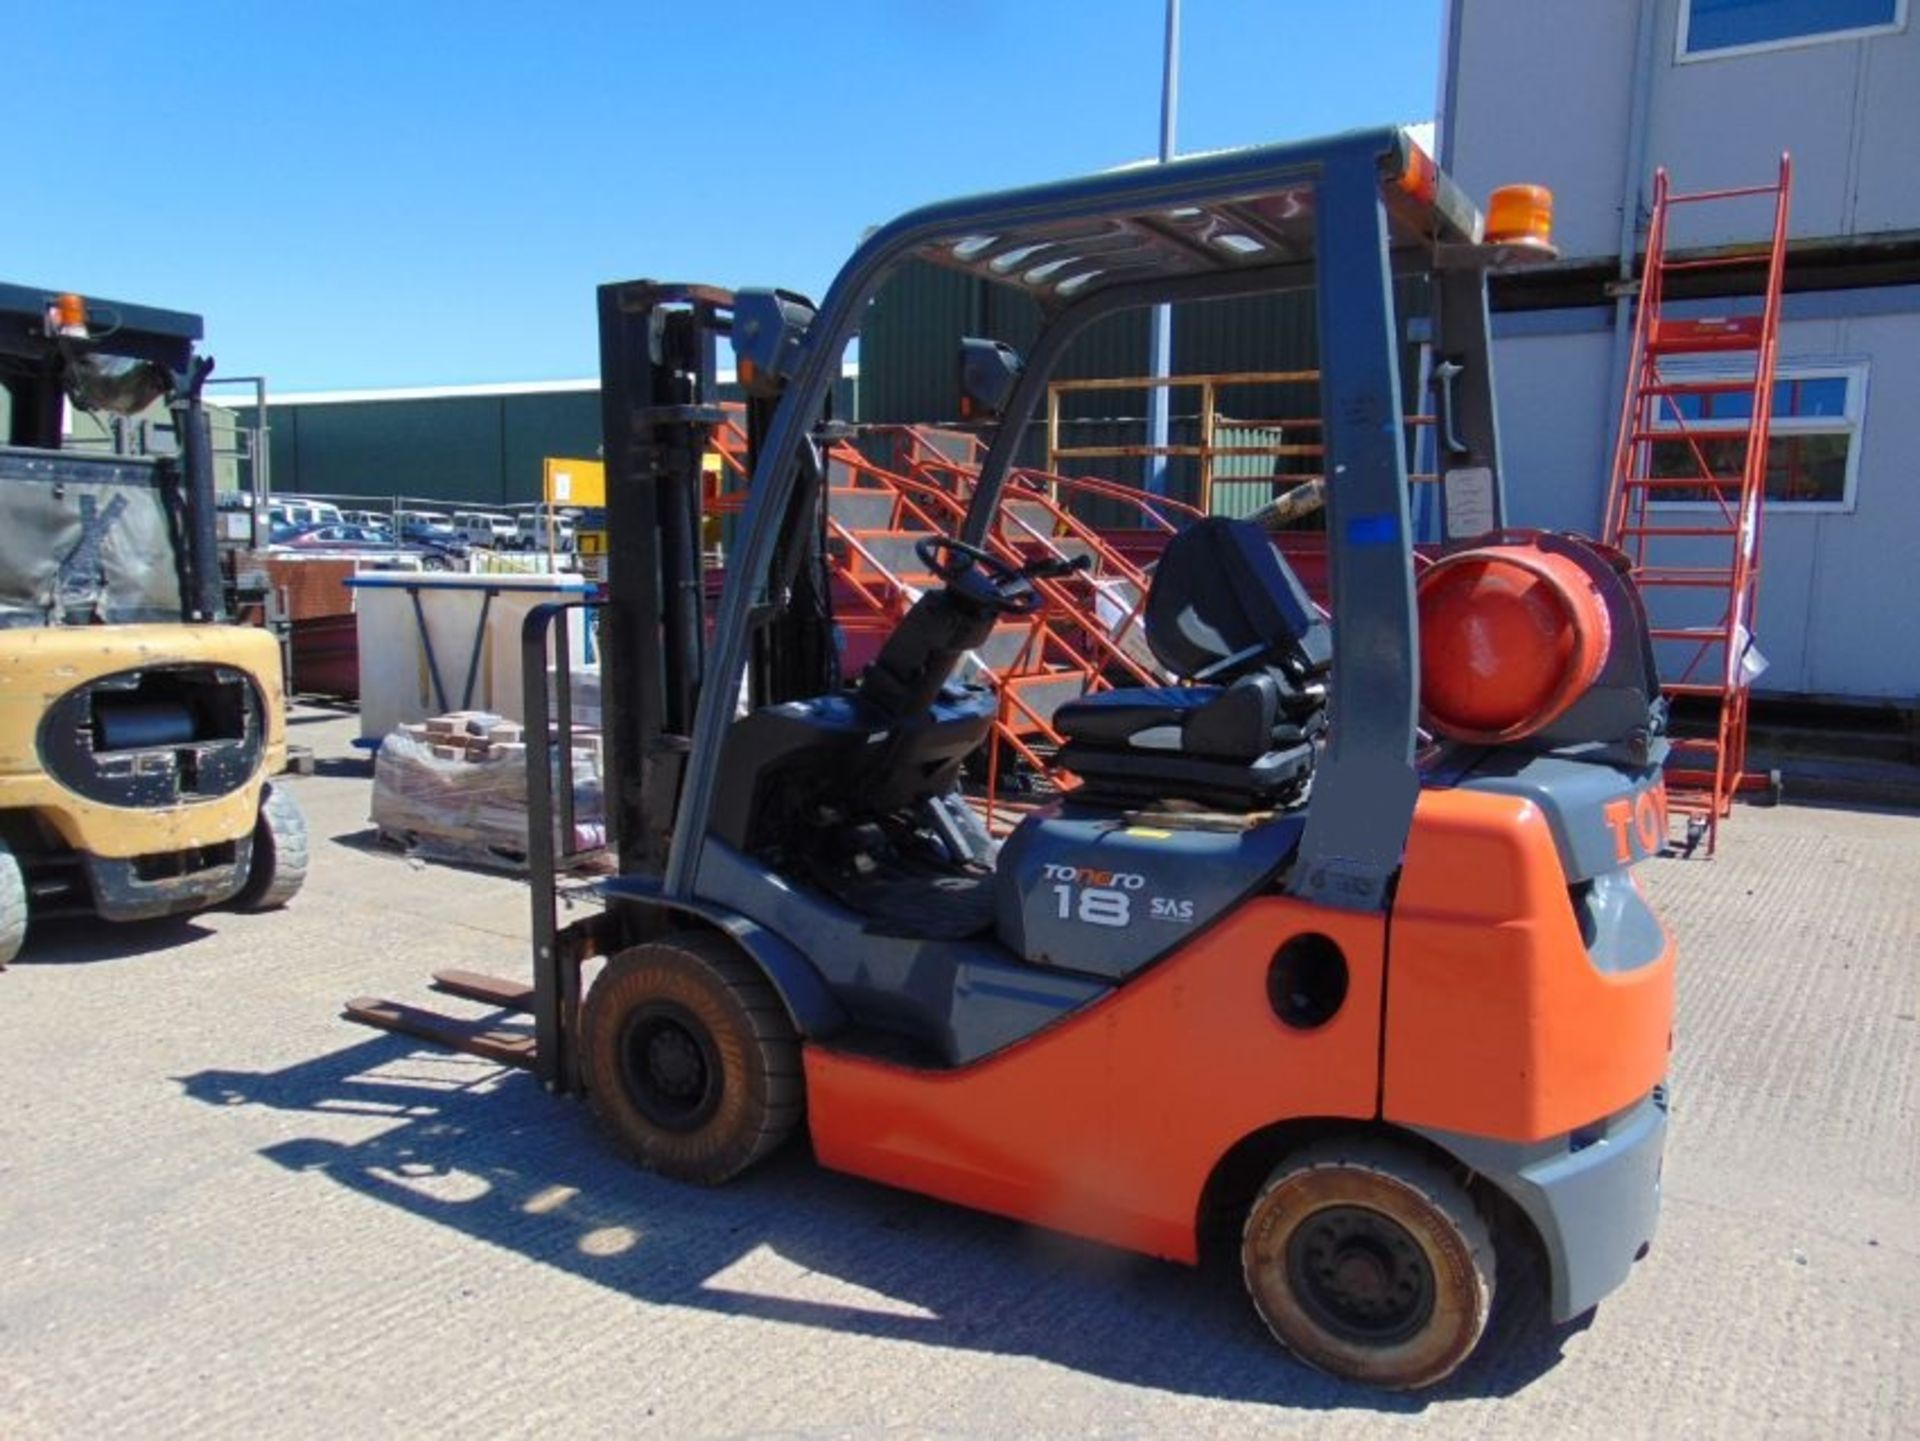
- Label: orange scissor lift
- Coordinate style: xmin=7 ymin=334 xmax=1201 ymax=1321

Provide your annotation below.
xmin=1604 ymin=156 xmax=1792 ymax=854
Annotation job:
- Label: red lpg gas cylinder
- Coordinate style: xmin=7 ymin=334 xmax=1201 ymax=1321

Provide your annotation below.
xmin=1417 ymin=542 xmax=1612 ymax=743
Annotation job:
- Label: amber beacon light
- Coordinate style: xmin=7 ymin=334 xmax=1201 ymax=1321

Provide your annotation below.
xmin=1485 ymin=184 xmax=1556 ymax=253
xmin=47 ymin=292 xmax=89 ymax=339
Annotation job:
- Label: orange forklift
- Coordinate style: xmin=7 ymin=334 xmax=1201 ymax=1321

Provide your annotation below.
xmin=351 ymin=128 xmax=1674 ymax=1389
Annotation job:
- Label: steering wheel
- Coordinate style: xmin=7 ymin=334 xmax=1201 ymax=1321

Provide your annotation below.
xmin=914 ymin=535 xmax=1042 ymax=616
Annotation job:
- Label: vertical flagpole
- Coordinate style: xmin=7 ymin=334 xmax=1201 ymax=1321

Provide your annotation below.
xmin=1144 ymin=0 xmax=1180 ymax=496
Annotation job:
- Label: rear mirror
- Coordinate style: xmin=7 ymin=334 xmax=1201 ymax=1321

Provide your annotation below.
xmin=959 ymin=337 xmax=1023 ymax=421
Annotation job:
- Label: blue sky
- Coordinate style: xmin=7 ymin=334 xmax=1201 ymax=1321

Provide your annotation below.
xmin=5 ymin=2 xmax=1439 ymax=391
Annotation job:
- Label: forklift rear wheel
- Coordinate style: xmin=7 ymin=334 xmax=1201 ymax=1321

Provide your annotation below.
xmin=0 ymin=837 xmax=26 ymax=966
xmin=1242 ymin=1138 xmax=1495 ymax=1390
xmin=583 ymin=932 xmax=803 ymax=1186
xmin=231 ymin=782 xmax=310 ymax=911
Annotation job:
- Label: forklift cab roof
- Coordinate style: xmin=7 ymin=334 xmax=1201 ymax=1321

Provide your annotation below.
xmin=0 ymin=281 xmax=203 ymax=373
xmin=670 ymin=126 xmax=1523 ymax=909
xmin=911 ymin=129 xmax=1483 ymax=309
xmin=0 ymin=282 xmax=221 ymax=628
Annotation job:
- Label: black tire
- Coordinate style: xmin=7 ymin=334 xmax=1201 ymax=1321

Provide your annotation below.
xmin=231 ymin=782 xmax=309 ymax=911
xmin=0 ymin=837 xmax=26 ymax=966
xmin=583 ymin=932 xmax=803 ymax=1185
xmin=1242 ymin=1137 xmax=1496 ymax=1391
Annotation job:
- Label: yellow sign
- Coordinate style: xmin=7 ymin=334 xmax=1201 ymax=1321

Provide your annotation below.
xmin=578 ymin=530 xmax=607 ymax=555
xmin=544 ymin=456 xmax=605 ymax=508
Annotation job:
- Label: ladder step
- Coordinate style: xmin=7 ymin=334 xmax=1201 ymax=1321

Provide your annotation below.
xmin=1622 ymin=475 xmax=1747 ymax=489
xmin=1657 ymin=254 xmax=1771 ymax=273
xmin=1663 ymin=681 xmax=1725 ymax=696
xmin=1635 ymin=569 xmax=1738 ymax=587
xmin=1627 ymin=427 xmax=1755 ymax=445
xmin=1618 ymin=524 xmax=1739 ymax=538
xmin=1648 ymin=317 xmax=1764 ymax=355
xmin=1664 ymin=182 xmax=1784 ymax=203
xmin=1640 ymin=378 xmax=1760 ymax=396
xmin=1663 ymin=791 xmax=1717 ymax=815
xmin=1647 ymin=338 xmax=1763 ymax=358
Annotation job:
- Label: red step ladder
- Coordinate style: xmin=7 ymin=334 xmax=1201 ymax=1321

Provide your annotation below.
xmin=1603 ymin=155 xmax=1791 ymax=855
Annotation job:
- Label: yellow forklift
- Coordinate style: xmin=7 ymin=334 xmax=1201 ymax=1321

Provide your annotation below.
xmin=0 ymin=284 xmax=306 ymax=963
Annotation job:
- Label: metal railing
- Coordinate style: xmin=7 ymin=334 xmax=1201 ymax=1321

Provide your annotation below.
xmin=1045 ymin=370 xmax=1439 ymax=516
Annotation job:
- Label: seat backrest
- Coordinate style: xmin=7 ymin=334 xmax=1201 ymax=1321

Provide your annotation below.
xmin=1144 ymin=517 xmax=1332 ymax=682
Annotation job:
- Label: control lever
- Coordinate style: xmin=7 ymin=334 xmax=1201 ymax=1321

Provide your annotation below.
xmin=1022 ymin=552 xmax=1094 ymax=580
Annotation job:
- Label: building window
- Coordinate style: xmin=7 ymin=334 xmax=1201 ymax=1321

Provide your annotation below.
xmin=1679 ymin=0 xmax=1907 ymax=60
xmin=1649 ymin=362 xmax=1868 ymax=511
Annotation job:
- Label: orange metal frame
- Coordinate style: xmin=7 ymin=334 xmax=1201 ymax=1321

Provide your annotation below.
xmin=1603 ymin=156 xmax=1792 ymax=854
xmin=1043 ymin=370 xmax=1441 ymax=515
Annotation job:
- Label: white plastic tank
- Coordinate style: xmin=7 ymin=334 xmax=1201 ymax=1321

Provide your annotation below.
xmin=346 ymin=571 xmax=596 ymax=743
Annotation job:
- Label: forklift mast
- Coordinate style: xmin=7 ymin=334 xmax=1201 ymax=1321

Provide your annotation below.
xmin=592 ymin=283 xmax=838 ymax=878
xmin=595 ymin=283 xmax=728 ymax=878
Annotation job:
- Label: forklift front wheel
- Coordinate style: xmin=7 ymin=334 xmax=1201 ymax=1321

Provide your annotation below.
xmin=0 ymin=837 xmax=26 ymax=966
xmin=583 ymin=933 xmax=804 ymax=1186
xmin=1242 ymin=1138 xmax=1495 ymax=1391
xmin=231 ymin=783 xmax=310 ymax=912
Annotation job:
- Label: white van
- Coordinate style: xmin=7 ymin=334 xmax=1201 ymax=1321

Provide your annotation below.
xmin=272 ymin=499 xmax=344 ymax=529
xmin=515 ymin=511 xmax=576 ymax=552
xmin=455 ymin=511 xmax=517 ymax=548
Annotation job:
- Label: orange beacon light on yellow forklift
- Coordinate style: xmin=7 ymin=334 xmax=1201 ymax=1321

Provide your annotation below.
xmin=46 ymin=292 xmax=89 ymax=339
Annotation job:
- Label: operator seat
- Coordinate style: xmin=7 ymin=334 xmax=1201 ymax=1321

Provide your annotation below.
xmin=1053 ymin=517 xmax=1331 ymax=809
xmin=708 ymin=565 xmax=1001 ymax=853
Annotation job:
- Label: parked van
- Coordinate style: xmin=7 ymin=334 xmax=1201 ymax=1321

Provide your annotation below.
xmin=342 ymin=509 xmax=390 ymax=531
xmin=270 ymin=499 xmax=344 ymax=530
xmin=395 ymin=510 xmax=460 ymax=548
xmin=514 ymin=510 xmax=576 ymax=552
xmin=455 ymin=511 xmax=517 ymax=549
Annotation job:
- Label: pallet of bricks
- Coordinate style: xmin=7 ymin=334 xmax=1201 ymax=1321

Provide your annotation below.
xmin=371 ymin=710 xmax=608 ymax=871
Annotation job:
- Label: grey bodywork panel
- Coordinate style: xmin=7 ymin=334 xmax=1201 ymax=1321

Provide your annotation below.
xmin=1280 ymin=150 xmax=1423 ymax=914
xmin=996 ymin=806 xmax=1305 ymax=979
xmin=599 ymin=869 xmax=850 ymax=1039
xmin=1417 ymin=1086 xmax=1668 ymax=1322
xmin=1573 ymin=869 xmax=1667 ymax=974
xmin=0 ymin=448 xmax=185 ymax=627
xmin=84 ymin=837 xmax=252 ymax=922
xmin=1444 ymin=745 xmax=1672 ymax=883
xmin=692 ymin=839 xmax=1110 ymax=1066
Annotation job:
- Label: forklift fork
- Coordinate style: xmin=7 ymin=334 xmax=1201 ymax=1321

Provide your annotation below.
xmin=345 ymin=600 xmax=614 ymax=1095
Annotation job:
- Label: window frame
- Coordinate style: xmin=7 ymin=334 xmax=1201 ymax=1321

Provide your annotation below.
xmin=1646 ymin=359 xmax=1869 ymax=515
xmin=1676 ymin=0 xmax=1909 ymax=63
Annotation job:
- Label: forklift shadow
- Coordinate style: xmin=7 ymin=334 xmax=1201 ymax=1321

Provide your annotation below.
xmin=11 ymin=913 xmax=215 ymax=967
xmin=306 ymin=755 xmax=374 ymax=780
xmin=178 ymin=1031 xmax=1584 ymax=1409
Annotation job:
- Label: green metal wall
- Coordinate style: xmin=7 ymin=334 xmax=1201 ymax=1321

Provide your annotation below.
xmin=858 ymin=259 xmax=1429 ymax=510
xmin=242 ymin=378 xmax=854 ymax=506
xmin=243 ymin=389 xmax=600 ymax=506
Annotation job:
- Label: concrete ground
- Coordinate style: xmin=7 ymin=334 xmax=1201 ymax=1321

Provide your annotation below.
xmin=2 ymin=705 xmax=1914 ymax=1439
